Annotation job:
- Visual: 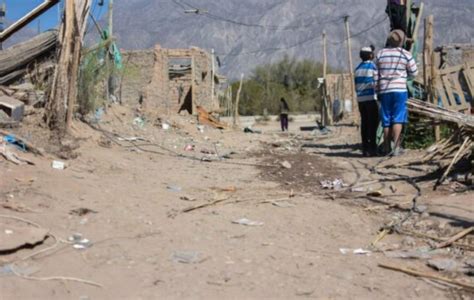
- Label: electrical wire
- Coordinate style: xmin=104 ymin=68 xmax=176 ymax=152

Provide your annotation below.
xmin=331 ymin=15 xmax=389 ymax=45
xmin=172 ymin=0 xmax=342 ymax=31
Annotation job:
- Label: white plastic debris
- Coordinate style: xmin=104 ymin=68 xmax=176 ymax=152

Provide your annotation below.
xmin=232 ymin=218 xmax=264 ymax=226
xmin=162 ymin=123 xmax=170 ymax=130
xmin=320 ymin=178 xmax=346 ymax=190
xmin=52 ymin=160 xmax=65 ymax=170
xmin=339 ymin=248 xmax=372 ymax=256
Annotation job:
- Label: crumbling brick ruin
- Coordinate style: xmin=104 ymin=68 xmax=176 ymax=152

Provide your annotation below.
xmin=121 ymin=45 xmax=221 ymax=115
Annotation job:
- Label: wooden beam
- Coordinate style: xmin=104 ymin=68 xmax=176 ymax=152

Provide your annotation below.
xmin=343 ymin=16 xmax=356 ymax=114
xmin=0 ymin=0 xmax=60 ymax=42
xmin=233 ymin=73 xmax=244 ymax=127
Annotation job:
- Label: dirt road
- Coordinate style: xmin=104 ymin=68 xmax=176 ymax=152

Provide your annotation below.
xmin=0 ymin=113 xmax=471 ymax=299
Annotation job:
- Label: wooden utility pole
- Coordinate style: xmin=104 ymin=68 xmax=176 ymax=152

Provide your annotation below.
xmin=108 ymin=0 xmax=113 ymax=38
xmin=233 ymin=73 xmax=244 ymax=127
xmin=46 ymin=0 xmax=91 ymax=133
xmin=107 ymin=0 xmax=115 ymax=101
xmin=323 ymin=30 xmax=327 ymax=78
xmin=344 ymin=15 xmax=356 ymax=114
xmin=211 ymin=48 xmax=215 ymax=105
xmin=424 ymin=15 xmax=440 ymax=141
xmin=321 ymin=30 xmax=332 ymax=126
xmin=0 ymin=2 xmax=5 ymax=50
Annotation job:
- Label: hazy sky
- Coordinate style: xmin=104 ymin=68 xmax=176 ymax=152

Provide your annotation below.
xmin=2 ymin=0 xmax=107 ymax=32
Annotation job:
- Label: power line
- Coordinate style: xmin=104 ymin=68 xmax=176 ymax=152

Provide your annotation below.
xmin=172 ymin=0 xmax=342 ymax=31
xmin=218 ymin=15 xmax=389 ymax=63
xmin=330 ymin=15 xmax=388 ymax=45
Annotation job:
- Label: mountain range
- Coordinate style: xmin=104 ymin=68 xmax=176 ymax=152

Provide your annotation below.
xmin=6 ymin=0 xmax=474 ymax=79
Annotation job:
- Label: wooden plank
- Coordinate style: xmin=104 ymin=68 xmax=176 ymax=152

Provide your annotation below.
xmin=441 ymin=75 xmax=456 ymax=107
xmin=462 ymin=64 xmax=474 ymax=100
xmin=0 ymin=0 xmax=60 ymax=42
xmin=438 ymin=65 xmax=463 ymax=75
xmin=409 ymin=2 xmax=424 ymax=53
xmin=435 ymin=81 xmax=450 ymax=108
xmin=450 ymin=73 xmax=468 ymax=110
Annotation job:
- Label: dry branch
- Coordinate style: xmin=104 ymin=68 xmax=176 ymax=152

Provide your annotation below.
xmin=379 ymin=263 xmax=474 ymax=292
xmin=407 ymin=98 xmax=474 ymax=131
xmin=436 ymin=226 xmax=474 ymax=249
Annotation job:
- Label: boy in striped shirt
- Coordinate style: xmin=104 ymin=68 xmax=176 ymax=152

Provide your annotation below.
xmin=355 ymin=46 xmax=379 ymax=157
xmin=376 ymin=29 xmax=418 ymax=156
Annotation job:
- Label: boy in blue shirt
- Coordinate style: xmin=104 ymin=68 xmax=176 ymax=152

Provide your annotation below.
xmin=355 ymin=46 xmax=379 ymax=157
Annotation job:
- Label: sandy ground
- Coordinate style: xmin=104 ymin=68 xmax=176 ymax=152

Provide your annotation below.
xmin=0 ymin=108 xmax=472 ymax=299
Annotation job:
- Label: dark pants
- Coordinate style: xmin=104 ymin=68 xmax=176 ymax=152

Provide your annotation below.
xmin=358 ymin=101 xmax=379 ymax=155
xmin=386 ymin=4 xmax=408 ymax=35
xmin=280 ymin=114 xmax=288 ymax=131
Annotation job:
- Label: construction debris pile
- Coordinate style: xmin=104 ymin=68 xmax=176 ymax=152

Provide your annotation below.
xmin=0 ymin=31 xmax=58 ymax=128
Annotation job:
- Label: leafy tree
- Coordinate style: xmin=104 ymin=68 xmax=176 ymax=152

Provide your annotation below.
xmin=232 ymin=55 xmax=336 ymax=116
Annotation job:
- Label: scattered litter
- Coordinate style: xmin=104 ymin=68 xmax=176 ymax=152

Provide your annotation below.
xmin=280 ymin=160 xmax=292 ymax=169
xmin=0 ymin=144 xmax=34 ymax=165
xmin=351 ymin=187 xmax=366 ymax=192
xmin=339 ymin=248 xmax=372 ymax=256
xmin=171 ymin=251 xmax=202 ymax=264
xmin=272 ymin=201 xmax=295 ymax=208
xmin=414 ymin=205 xmax=428 ymax=213
xmin=390 ymin=185 xmax=397 ymax=193
xmin=162 ymin=123 xmax=170 ymax=130
xmin=69 ymin=208 xmax=98 ymax=216
xmin=427 ymin=258 xmax=458 ymax=272
xmin=183 ymin=144 xmax=195 ymax=151
xmin=179 ymin=196 xmax=197 ymax=202
xmin=3 ymin=134 xmax=26 ymax=151
xmin=94 ymin=107 xmax=104 ymax=123
xmin=52 ymin=160 xmax=66 ymax=170
xmin=117 ymin=137 xmax=145 ymax=142
xmin=367 ymin=191 xmax=383 ymax=197
xmin=197 ymin=125 xmax=205 ymax=133
xmin=211 ymin=186 xmax=237 ymax=193
xmin=167 ymin=185 xmax=183 ymax=192
xmin=243 ymin=127 xmax=262 ymax=134
xmin=320 ymin=178 xmax=346 ymax=190
xmin=232 ymin=218 xmax=264 ymax=226
xmin=200 ymin=148 xmax=216 ymax=155
xmin=133 ymin=117 xmax=145 ymax=128
xmin=68 ymin=233 xmax=92 ymax=250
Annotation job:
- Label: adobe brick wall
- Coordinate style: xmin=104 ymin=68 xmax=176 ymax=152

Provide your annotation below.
xmin=121 ymin=45 xmax=220 ymax=114
xmin=121 ymin=50 xmax=155 ymax=106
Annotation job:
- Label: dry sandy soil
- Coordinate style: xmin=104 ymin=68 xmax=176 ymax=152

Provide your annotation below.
xmin=0 ymin=106 xmax=472 ymax=299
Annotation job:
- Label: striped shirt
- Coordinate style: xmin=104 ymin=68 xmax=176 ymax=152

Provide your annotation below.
xmin=376 ymin=47 xmax=418 ymax=94
xmin=355 ymin=61 xmax=378 ymax=102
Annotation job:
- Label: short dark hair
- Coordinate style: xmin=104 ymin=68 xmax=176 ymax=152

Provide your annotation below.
xmin=360 ymin=51 xmax=373 ymax=61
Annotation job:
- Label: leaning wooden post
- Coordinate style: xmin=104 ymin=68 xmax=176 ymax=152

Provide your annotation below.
xmin=233 ymin=73 xmax=244 ymax=127
xmin=425 ymin=15 xmax=440 ymax=141
xmin=344 ymin=16 xmax=356 ymax=116
xmin=321 ymin=32 xmax=326 ymax=126
xmin=66 ymin=37 xmax=82 ymax=129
